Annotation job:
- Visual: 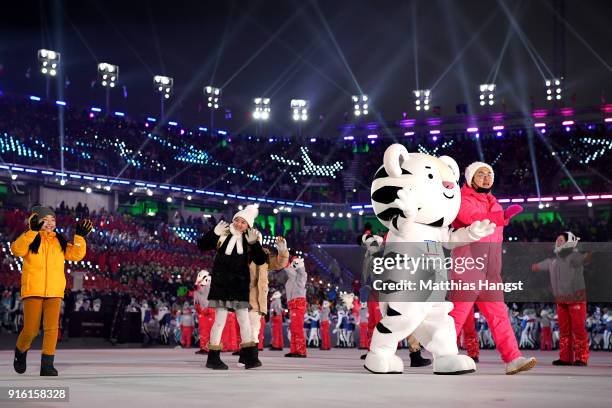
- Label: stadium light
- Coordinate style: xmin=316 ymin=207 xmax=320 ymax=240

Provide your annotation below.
xmin=291 ymin=99 xmax=308 ymax=121
xmin=253 ymin=98 xmax=271 ymax=121
xmin=98 ymin=63 xmax=119 ymax=88
xmin=154 ymin=75 xmax=174 ymax=99
xmin=205 ymin=86 xmax=221 ymax=109
xmin=545 ymin=78 xmax=563 ymax=101
xmin=479 ymin=83 xmax=495 ymax=106
xmin=352 ymin=94 xmax=368 ymax=116
xmin=414 ymin=89 xmax=430 ymax=111
xmin=38 ymin=49 xmax=60 ymax=77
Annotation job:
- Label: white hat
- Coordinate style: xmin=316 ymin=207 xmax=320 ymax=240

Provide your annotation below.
xmin=554 ymin=231 xmax=580 ymax=254
xmin=232 ymin=204 xmax=258 ymax=227
xmin=464 ymin=161 xmax=494 ymax=186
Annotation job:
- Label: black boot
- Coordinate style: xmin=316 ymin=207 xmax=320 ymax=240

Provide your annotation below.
xmin=205 ymin=346 xmax=228 ymax=370
xmin=552 ymin=359 xmax=573 ymax=366
xmin=238 ymin=348 xmax=246 ymax=365
xmin=13 ymin=347 xmax=28 ymax=374
xmin=409 ymin=350 xmax=432 ymax=367
xmin=242 ymin=343 xmax=262 ymax=369
xmin=232 ymin=350 xmax=240 ymax=356
xmin=195 ymin=349 xmax=208 ymax=355
xmin=40 ymin=354 xmax=58 ymax=376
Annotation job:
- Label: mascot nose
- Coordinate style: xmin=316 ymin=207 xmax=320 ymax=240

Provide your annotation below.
xmin=442 ymin=181 xmax=455 ymax=189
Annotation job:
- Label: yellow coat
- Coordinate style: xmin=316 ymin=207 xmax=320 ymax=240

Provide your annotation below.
xmin=10 ymin=230 xmax=87 ymax=298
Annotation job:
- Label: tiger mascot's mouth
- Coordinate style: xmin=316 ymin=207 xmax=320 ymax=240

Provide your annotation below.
xmin=443 ymin=192 xmax=454 ymax=199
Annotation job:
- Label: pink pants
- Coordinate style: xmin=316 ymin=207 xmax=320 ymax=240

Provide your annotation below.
xmin=459 ymin=308 xmax=480 ymax=359
xmin=451 ymin=301 xmax=521 ymax=363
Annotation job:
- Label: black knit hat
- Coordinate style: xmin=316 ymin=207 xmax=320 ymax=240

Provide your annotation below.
xmin=31 ymin=205 xmax=56 ymax=219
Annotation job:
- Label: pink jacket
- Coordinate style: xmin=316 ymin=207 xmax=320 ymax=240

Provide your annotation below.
xmin=450 ymin=185 xmax=508 ymax=287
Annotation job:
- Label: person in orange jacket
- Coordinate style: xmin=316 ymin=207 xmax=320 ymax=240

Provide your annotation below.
xmin=11 ymin=206 xmax=92 ymax=376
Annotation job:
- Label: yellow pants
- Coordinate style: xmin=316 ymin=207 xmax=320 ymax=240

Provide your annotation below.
xmin=16 ymin=297 xmax=62 ymax=355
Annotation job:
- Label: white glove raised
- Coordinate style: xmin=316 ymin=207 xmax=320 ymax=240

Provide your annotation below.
xmin=276 ymin=236 xmax=288 ymax=252
xmin=467 ymin=219 xmax=496 ymax=240
xmin=245 ymin=228 xmax=260 ymax=244
xmin=213 ymin=220 xmax=229 ymax=236
xmin=393 ymin=188 xmax=418 ymax=221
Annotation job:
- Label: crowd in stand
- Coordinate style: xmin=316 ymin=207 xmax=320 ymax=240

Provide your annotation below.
xmin=1 ymin=95 xmax=611 ymax=205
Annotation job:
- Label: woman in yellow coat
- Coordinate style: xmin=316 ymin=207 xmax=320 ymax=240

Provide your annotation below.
xmin=11 ymin=205 xmax=92 ymax=376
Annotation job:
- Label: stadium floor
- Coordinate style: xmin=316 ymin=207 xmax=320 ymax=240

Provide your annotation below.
xmin=1 ymin=348 xmax=611 ymax=408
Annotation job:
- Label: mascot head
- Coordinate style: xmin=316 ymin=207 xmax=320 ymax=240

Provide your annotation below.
xmin=195 ymin=269 xmax=211 ymax=287
xmin=271 ymin=291 xmax=282 ymax=301
xmin=362 ymin=232 xmax=383 ymax=254
xmin=289 ymin=256 xmax=305 ymax=270
xmin=371 ymin=143 xmax=461 ymax=229
xmin=554 ymin=231 xmax=580 ymax=254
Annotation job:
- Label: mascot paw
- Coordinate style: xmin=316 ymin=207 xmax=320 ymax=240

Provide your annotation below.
xmin=433 ymin=355 xmax=476 ymax=375
xmin=364 ymin=351 xmax=404 ymax=374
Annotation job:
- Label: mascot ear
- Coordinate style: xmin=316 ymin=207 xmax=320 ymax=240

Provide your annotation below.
xmin=439 ymin=155 xmax=460 ymax=182
xmin=383 ymin=144 xmax=410 ymax=178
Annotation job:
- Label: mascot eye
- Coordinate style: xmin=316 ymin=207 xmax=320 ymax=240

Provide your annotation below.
xmin=428 ymin=174 xmax=434 ymax=179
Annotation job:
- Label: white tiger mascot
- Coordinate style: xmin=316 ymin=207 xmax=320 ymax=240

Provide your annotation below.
xmin=365 ymin=143 xmax=496 ymax=375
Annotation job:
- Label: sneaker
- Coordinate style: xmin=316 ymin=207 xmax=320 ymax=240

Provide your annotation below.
xmin=505 ymin=356 xmax=537 ymax=375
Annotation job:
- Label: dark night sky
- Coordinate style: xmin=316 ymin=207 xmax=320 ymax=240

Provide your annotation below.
xmin=1 ymin=0 xmax=611 ymax=135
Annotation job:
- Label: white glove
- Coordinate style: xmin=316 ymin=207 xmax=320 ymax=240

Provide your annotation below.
xmin=393 ymin=188 xmax=418 ymax=221
xmin=276 ymin=237 xmax=288 ymax=252
xmin=246 ymin=228 xmax=259 ymax=244
xmin=213 ymin=220 xmax=229 ymax=236
xmin=467 ymin=219 xmax=496 ymax=240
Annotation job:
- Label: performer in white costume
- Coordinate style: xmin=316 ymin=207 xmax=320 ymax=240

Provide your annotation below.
xmin=365 ymin=144 xmax=495 ymax=374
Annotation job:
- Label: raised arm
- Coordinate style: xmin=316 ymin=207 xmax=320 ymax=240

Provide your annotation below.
xmin=197 ymin=220 xmax=228 ymax=252
xmin=268 ymin=237 xmax=290 ymax=270
xmin=65 ymin=219 xmax=92 ymax=262
xmin=10 ymin=214 xmax=44 ymax=257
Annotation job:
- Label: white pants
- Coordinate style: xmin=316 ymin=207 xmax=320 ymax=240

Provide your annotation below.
xmin=209 ymin=308 xmax=252 ymax=346
xmin=369 ymin=301 xmax=458 ymax=358
xmin=249 ymin=310 xmax=262 ymax=344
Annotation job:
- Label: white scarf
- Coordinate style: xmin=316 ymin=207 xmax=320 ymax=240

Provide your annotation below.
xmin=224 ymin=224 xmax=244 ymax=255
